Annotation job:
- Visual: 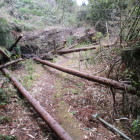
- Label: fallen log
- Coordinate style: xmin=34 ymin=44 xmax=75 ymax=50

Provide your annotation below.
xmin=57 ymin=43 xmax=115 ymax=55
xmin=34 ymin=58 xmax=137 ymax=95
xmin=57 ymin=45 xmax=96 ymax=55
xmin=0 ymin=58 xmax=23 ymax=69
xmin=2 ymin=68 xmax=73 ymax=140
xmin=9 ymin=35 xmax=23 ymax=52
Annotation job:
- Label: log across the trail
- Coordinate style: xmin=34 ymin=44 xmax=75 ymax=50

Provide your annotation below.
xmin=0 ymin=58 xmax=23 ymax=69
xmin=57 ymin=43 xmax=114 ymax=55
xmin=57 ymin=45 xmax=96 ymax=54
xmin=2 ymin=68 xmax=73 ymax=140
xmin=34 ymin=58 xmax=137 ymax=95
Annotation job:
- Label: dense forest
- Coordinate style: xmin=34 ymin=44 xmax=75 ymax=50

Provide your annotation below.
xmin=0 ymin=0 xmax=140 ymax=140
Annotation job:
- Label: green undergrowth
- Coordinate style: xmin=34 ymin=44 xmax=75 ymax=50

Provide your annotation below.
xmin=0 ymin=116 xmax=12 ymax=124
xmin=74 ymin=42 xmax=90 ymax=48
xmin=0 ymin=135 xmax=16 ymax=140
xmin=0 ymin=0 xmax=78 ymax=30
xmin=0 ymin=17 xmax=14 ymax=49
xmin=0 ymin=88 xmax=10 ymax=106
xmin=19 ymin=60 xmax=40 ymax=89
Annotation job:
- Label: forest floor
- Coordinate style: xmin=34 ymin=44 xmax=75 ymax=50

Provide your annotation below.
xmin=0 ymin=27 xmax=137 ymax=140
xmin=1 ymin=46 xmax=135 ymax=140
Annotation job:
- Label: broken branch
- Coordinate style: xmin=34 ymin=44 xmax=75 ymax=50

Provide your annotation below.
xmin=92 ymin=114 xmax=132 ymax=140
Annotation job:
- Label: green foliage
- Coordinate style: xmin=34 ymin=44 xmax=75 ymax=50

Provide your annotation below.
xmin=87 ymin=0 xmax=117 ymax=23
xmin=77 ymin=10 xmax=88 ymax=22
xmin=0 ymin=18 xmax=14 ymax=49
xmin=0 ymin=116 xmax=12 ymax=124
xmin=19 ymin=7 xmax=31 ymax=14
xmin=20 ymin=0 xmax=32 ymax=4
xmin=55 ymin=0 xmax=77 ymax=25
xmin=66 ymin=36 xmax=75 ymax=45
xmin=93 ymin=32 xmax=103 ymax=41
xmin=21 ymin=60 xmax=39 ymax=89
xmin=132 ymin=116 xmax=140 ymax=134
xmin=0 ymin=135 xmax=16 ymax=140
xmin=0 ymin=2 xmax=5 ymax=8
xmin=124 ymin=2 xmax=140 ymax=41
xmin=0 ymin=88 xmax=9 ymax=105
xmin=1 ymin=0 xmax=79 ymax=29
xmin=121 ymin=46 xmax=140 ymax=92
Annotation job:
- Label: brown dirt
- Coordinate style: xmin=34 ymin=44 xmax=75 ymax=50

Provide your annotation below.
xmin=0 ymin=46 xmax=135 ymax=140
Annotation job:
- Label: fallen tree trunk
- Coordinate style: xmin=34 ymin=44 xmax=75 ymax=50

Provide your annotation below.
xmin=57 ymin=46 xmax=96 ymax=55
xmin=34 ymin=58 xmax=137 ymax=95
xmin=0 ymin=58 xmax=23 ymax=69
xmin=57 ymin=43 xmax=115 ymax=55
xmin=2 ymin=68 xmax=73 ymax=140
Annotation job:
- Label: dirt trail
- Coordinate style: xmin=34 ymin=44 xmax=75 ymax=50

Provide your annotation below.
xmin=29 ymin=60 xmax=86 ymax=140
xmin=2 ymin=47 xmax=127 ymax=140
xmin=21 ymin=51 xmax=120 ymax=140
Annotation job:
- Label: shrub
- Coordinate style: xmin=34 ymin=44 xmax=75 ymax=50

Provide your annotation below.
xmin=0 ymin=17 xmax=14 ymax=49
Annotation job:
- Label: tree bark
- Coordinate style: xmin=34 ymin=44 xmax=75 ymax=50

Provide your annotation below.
xmin=2 ymin=68 xmax=73 ymax=140
xmin=34 ymin=58 xmax=137 ymax=95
